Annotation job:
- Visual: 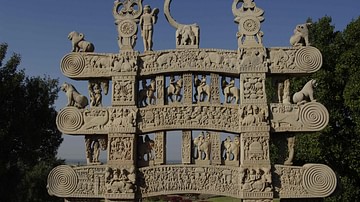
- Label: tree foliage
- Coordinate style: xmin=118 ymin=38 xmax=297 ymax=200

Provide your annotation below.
xmin=0 ymin=43 xmax=63 ymax=202
xmin=284 ymin=16 xmax=360 ymax=201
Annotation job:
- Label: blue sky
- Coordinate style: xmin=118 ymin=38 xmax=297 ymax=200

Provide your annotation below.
xmin=1 ymin=0 xmax=359 ymax=161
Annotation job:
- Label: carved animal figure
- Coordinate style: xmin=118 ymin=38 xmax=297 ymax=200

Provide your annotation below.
xmin=176 ymin=25 xmax=198 ymax=46
xmin=138 ymin=79 xmax=156 ymax=106
xmin=82 ymin=109 xmax=109 ymax=130
xmin=292 ymin=79 xmax=317 ymax=104
xmin=156 ymin=53 xmax=176 ymax=67
xmin=198 ymin=51 xmax=223 ymax=67
xmin=193 ymin=132 xmax=211 ymax=160
xmin=164 ymin=0 xmax=199 ymax=48
xmin=221 ymin=77 xmax=240 ymax=104
xmin=223 ymin=136 xmax=240 ymax=161
xmin=68 ymin=31 xmax=95 ymax=52
xmin=166 ymin=77 xmax=183 ymax=102
xmin=194 ymin=76 xmax=211 ymax=102
xmin=290 ymin=23 xmax=311 ymax=47
xmin=61 ymin=82 xmax=88 ymax=108
xmin=138 ymin=135 xmax=155 ymax=161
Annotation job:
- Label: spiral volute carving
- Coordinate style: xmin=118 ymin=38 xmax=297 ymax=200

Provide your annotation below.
xmin=295 ymin=46 xmax=323 ymax=73
xmin=47 ymin=165 xmax=78 ymax=197
xmin=61 ymin=53 xmax=86 ymax=77
xmin=302 ymin=164 xmax=337 ymax=197
xmin=56 ymin=107 xmax=84 ymax=133
xmin=299 ymin=102 xmax=329 ymax=131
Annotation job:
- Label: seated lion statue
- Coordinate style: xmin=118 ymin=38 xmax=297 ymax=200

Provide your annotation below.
xmin=61 ymin=82 xmax=88 ymax=109
xmin=292 ymin=79 xmax=317 ymax=104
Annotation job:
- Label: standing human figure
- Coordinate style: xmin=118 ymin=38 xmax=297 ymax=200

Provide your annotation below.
xmin=140 ymin=5 xmax=159 ymax=52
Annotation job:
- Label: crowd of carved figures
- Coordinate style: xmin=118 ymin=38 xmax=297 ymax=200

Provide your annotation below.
xmin=139 ymin=166 xmax=240 ymax=195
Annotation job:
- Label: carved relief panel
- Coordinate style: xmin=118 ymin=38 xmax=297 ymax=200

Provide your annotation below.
xmin=154 ymin=132 xmax=166 ymax=165
xmin=182 ymin=73 xmax=193 ymax=104
xmin=112 ymin=76 xmax=136 ymax=106
xmin=241 ymin=132 xmax=270 ymax=165
xmin=108 ymin=134 xmax=135 ymax=165
xmin=240 ymin=73 xmax=267 ymax=104
xmin=182 ymin=130 xmax=192 ymax=164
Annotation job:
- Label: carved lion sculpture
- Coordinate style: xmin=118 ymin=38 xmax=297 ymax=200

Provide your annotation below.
xmin=68 ymin=31 xmax=95 ymax=52
xmin=292 ymin=79 xmax=317 ymax=104
xmin=290 ymin=23 xmax=311 ymax=46
xmin=61 ymin=82 xmax=89 ymax=109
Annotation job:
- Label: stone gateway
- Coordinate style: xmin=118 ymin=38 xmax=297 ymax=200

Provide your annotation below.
xmin=48 ymin=0 xmax=336 ymax=201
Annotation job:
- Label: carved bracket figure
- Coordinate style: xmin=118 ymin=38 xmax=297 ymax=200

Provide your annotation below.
xmin=68 ymin=31 xmax=95 ymax=52
xmin=61 ymin=82 xmax=88 ymax=109
xmin=290 ymin=23 xmax=312 ymax=47
xmin=85 ymin=135 xmax=107 ymax=164
xmin=88 ymin=80 xmax=109 ymax=107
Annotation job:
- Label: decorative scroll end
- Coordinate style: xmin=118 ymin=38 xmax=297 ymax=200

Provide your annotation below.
xmin=61 ymin=53 xmax=86 ymax=77
xmin=47 ymin=165 xmax=78 ymax=197
xmin=302 ymin=164 xmax=337 ymax=197
xmin=271 ymin=102 xmax=329 ymax=132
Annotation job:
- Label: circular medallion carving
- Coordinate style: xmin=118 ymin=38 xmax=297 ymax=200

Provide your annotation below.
xmin=56 ymin=107 xmax=84 ymax=133
xmin=61 ymin=53 xmax=86 ymax=77
xmin=240 ymin=16 xmax=260 ymax=35
xmin=299 ymin=102 xmax=329 ymax=131
xmin=302 ymin=164 xmax=337 ymax=197
xmin=47 ymin=165 xmax=78 ymax=197
xmin=295 ymin=46 xmax=323 ymax=73
xmin=119 ymin=20 xmax=137 ymax=37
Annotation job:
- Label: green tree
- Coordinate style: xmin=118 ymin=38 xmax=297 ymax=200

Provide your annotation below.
xmin=285 ymin=17 xmax=360 ymax=201
xmin=0 ymin=43 xmax=63 ymax=202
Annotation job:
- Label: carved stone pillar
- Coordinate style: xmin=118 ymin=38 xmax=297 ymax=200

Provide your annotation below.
xmin=154 ymin=131 xmax=166 ymax=165
xmin=156 ymin=75 xmax=165 ymax=105
xmin=210 ymin=132 xmax=221 ymax=165
xmin=182 ymin=130 xmax=192 ymax=164
xmin=112 ymin=76 xmax=136 ymax=106
xmin=240 ymin=132 xmax=270 ymax=166
xmin=182 ymin=73 xmax=193 ymax=104
xmin=210 ymin=73 xmax=220 ymax=104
